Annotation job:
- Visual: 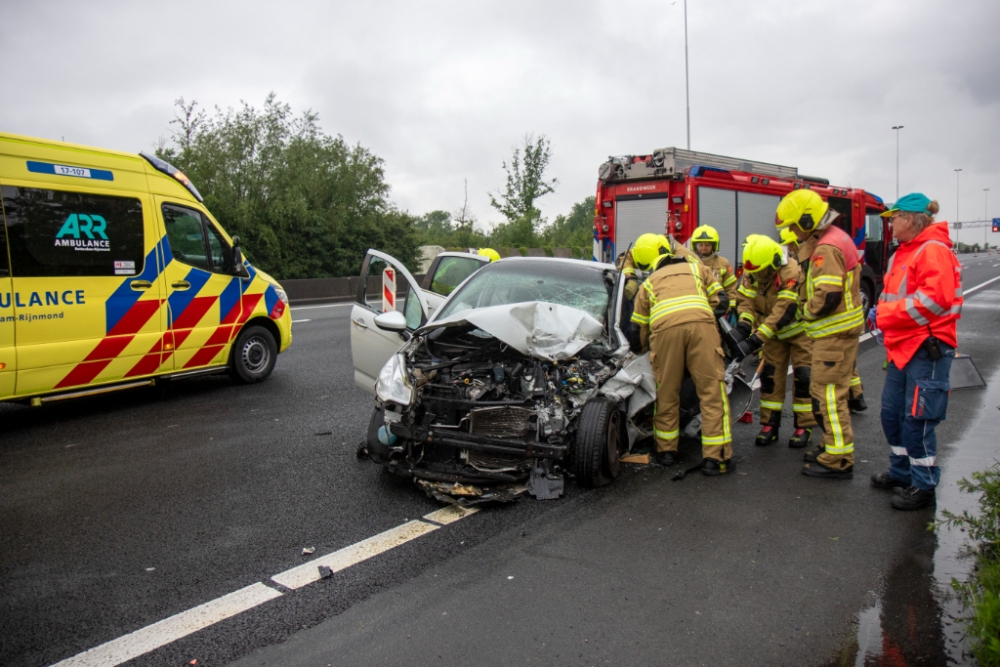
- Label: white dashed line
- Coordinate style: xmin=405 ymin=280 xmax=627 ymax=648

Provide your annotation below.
xmin=291 ymin=319 xmax=311 ymax=323
xmin=49 ymin=505 xmax=479 ymax=667
xmin=965 ymin=274 xmax=1000 ymax=295
xmin=291 ymin=302 xmax=354 ymax=311
xmin=50 ymin=583 xmax=282 ymax=667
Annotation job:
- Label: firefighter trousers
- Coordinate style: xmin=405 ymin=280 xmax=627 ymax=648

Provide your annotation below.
xmin=810 ymin=334 xmax=858 ymax=468
xmin=759 ymin=334 xmax=817 ymax=429
xmin=850 ymin=366 xmax=863 ymax=399
xmin=650 ymin=321 xmax=732 ymax=462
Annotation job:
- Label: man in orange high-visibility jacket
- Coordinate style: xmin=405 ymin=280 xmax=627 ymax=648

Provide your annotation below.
xmin=870 ymin=193 xmax=962 ymax=511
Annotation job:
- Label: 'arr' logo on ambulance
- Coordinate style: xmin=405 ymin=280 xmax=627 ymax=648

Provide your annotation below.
xmin=54 ymin=213 xmax=110 ymax=250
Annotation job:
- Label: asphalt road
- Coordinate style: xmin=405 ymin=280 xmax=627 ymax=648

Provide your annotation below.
xmin=1 ymin=252 xmax=998 ymax=667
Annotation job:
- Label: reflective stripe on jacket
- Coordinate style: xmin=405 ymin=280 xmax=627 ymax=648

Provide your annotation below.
xmin=798 ymin=225 xmax=864 ymax=339
xmin=701 ymin=253 xmax=739 ymax=306
xmin=877 ymin=222 xmax=962 ymax=367
xmin=735 ymin=258 xmax=804 ymax=341
xmin=631 ymin=255 xmax=721 ymax=351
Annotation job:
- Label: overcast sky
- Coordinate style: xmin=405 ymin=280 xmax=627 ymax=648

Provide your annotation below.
xmin=2 ymin=0 xmax=998 ymax=243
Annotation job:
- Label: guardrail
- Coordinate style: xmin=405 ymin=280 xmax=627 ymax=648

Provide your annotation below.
xmin=282 ymin=275 xmax=426 ymax=304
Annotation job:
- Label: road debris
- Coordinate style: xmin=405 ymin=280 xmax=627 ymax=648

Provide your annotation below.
xmin=302 ymin=547 xmax=316 ymax=556
xmin=318 ymin=565 xmax=333 ymax=579
xmin=620 ymin=453 xmax=650 ymax=464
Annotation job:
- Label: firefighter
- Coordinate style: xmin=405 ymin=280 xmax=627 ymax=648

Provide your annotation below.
xmin=622 ymin=233 xmax=698 ymax=301
xmin=477 ymin=248 xmax=501 ymax=262
xmin=774 ymin=190 xmax=864 ymax=480
xmin=735 ymin=234 xmax=817 ymax=449
xmin=691 ymin=225 xmax=739 ymax=309
xmin=631 ymin=240 xmax=734 ymax=474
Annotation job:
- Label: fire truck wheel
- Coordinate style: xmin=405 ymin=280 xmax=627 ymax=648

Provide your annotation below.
xmin=230 ymin=325 xmax=277 ymax=383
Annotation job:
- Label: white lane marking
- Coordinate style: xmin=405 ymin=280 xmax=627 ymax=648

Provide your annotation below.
xmin=291 ymin=302 xmax=354 ymax=311
xmin=965 ymin=274 xmax=1000 ymax=295
xmin=291 ymin=319 xmax=312 ymax=323
xmin=50 ymin=583 xmax=282 ymax=667
xmin=50 ymin=506 xmax=479 ymax=667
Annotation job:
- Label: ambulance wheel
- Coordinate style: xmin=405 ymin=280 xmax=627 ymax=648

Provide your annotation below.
xmin=573 ymin=397 xmax=624 ymax=488
xmin=230 ymin=325 xmax=277 ymax=383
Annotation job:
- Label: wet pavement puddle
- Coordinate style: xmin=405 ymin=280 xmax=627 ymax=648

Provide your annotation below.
xmin=831 ymin=365 xmax=1000 ymax=666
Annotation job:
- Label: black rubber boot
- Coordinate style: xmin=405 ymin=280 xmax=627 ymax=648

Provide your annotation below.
xmin=655 ymin=451 xmax=676 ymax=467
xmin=701 ymin=458 xmax=734 ymax=476
xmin=802 ymin=459 xmax=853 ymax=480
xmin=848 ymin=394 xmax=868 ymax=413
xmin=755 ymin=425 xmax=779 ymax=447
xmin=891 ymin=486 xmax=936 ymax=510
xmin=788 ymin=428 xmax=812 ymax=449
xmin=803 ymin=446 xmax=825 ymax=463
xmin=871 ymin=472 xmax=907 ymax=491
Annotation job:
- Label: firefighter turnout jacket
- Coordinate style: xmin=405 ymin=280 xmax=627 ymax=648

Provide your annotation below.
xmin=631 ymin=255 xmax=724 ymax=351
xmin=876 ymin=222 xmax=963 ymax=368
xmin=701 ymin=253 xmax=739 ymax=308
xmin=735 ymin=259 xmax=804 ymax=341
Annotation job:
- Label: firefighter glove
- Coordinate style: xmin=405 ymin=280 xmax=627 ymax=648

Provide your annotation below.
xmin=735 ymin=321 xmax=752 ymax=339
xmin=746 ymin=333 xmax=763 ymax=354
xmin=623 ymin=279 xmax=639 ymax=301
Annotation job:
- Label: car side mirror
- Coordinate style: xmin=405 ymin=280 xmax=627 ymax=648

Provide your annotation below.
xmin=231 ymin=236 xmax=250 ymax=278
xmin=374 ymin=310 xmax=408 ymax=333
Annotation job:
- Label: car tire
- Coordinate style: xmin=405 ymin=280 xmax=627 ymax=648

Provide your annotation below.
xmin=229 ymin=325 xmax=277 ymax=384
xmin=573 ymin=397 xmax=624 ymax=488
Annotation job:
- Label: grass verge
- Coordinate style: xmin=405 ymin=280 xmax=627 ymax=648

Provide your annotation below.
xmin=938 ymin=460 xmax=1000 ymax=666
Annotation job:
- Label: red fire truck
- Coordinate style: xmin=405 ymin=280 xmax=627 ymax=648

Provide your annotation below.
xmin=593 ymin=147 xmax=891 ymax=312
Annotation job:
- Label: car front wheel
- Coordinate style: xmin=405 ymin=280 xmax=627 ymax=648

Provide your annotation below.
xmin=230 ymin=325 xmax=277 ymax=383
xmin=573 ymin=397 xmax=625 ymax=488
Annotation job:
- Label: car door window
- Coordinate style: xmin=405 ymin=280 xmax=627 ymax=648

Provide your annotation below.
xmin=403 ymin=286 xmax=423 ymax=329
xmin=204 ymin=221 xmax=232 ymax=274
xmin=429 ymin=256 xmax=483 ymax=296
xmin=162 ymin=204 xmax=210 ymax=271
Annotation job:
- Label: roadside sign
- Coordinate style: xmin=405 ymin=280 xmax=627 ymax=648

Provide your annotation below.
xmin=382 ymin=267 xmax=396 ymax=312
xmin=993 ymin=218 xmax=999 ymax=232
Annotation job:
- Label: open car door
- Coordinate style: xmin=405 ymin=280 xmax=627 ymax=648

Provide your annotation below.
xmin=350 ymin=249 xmax=429 ymax=394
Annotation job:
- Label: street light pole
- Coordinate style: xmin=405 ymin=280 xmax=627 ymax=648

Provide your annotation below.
xmin=955 ymin=168 xmax=962 ymax=247
xmin=892 ymin=125 xmax=903 ymax=200
xmin=986 ymin=188 xmax=990 ymax=248
xmin=684 ymin=0 xmax=691 ymax=150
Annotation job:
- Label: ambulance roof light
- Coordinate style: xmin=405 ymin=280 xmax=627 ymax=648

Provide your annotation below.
xmin=140 ymin=152 xmax=204 ymax=202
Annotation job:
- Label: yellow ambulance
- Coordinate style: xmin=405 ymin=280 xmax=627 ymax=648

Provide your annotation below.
xmin=0 ymin=132 xmax=292 ymax=404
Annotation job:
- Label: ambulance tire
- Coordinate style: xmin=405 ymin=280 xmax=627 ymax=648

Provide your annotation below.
xmin=573 ymin=397 xmax=624 ymax=488
xmin=230 ymin=325 xmax=277 ymax=383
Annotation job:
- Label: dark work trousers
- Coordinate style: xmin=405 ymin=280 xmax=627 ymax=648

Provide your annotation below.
xmin=880 ymin=344 xmax=955 ymax=490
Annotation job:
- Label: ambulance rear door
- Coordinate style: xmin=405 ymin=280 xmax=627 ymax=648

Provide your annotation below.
xmin=1 ymin=180 xmax=167 ymax=396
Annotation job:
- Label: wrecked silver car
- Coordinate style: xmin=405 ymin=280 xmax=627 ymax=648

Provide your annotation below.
xmin=349 ymin=250 xmax=752 ymax=503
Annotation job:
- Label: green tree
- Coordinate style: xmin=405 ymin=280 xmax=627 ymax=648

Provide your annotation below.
xmin=156 ymin=94 xmax=419 ymax=279
xmin=488 ymin=134 xmax=557 ymax=246
xmin=540 ymin=196 xmax=596 ymax=248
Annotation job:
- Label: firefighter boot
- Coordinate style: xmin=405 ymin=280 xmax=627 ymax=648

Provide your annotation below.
xmin=655 ymin=451 xmax=676 ymax=467
xmin=871 ymin=471 xmax=907 ymax=491
xmin=702 ymin=457 xmax=735 ymax=476
xmin=788 ymin=428 xmax=812 ymax=449
xmin=848 ymin=393 xmax=868 ymax=413
xmin=755 ymin=425 xmax=779 ymax=447
xmin=801 ymin=458 xmax=853 ymax=480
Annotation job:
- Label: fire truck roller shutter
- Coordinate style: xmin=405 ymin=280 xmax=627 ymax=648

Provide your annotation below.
xmin=697 ymin=187 xmax=737 ymax=261
xmin=615 ymin=197 xmax=669 ymax=258
xmin=734 ymin=192 xmax=782 ymax=265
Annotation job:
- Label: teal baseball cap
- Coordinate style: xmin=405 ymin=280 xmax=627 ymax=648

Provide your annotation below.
xmin=881 ymin=192 xmax=933 ymax=217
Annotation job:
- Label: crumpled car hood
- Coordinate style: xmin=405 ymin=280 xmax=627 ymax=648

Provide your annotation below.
xmin=420 ymin=301 xmax=605 ymax=362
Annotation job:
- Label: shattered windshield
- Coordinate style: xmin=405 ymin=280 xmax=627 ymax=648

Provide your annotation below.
xmin=435 ymin=260 xmax=611 ymax=322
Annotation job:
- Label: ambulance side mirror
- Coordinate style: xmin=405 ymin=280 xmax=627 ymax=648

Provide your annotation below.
xmin=231 ymin=236 xmax=250 ymax=279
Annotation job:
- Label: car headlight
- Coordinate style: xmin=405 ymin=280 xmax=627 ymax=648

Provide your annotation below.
xmin=376 ymin=354 xmax=415 ymax=407
xmin=273 ymin=287 xmax=288 ymax=305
